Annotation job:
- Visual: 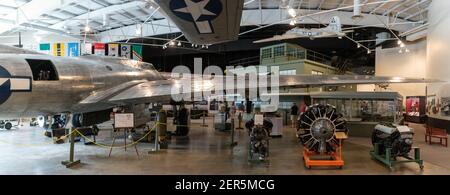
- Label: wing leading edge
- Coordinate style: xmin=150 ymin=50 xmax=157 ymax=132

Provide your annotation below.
xmin=80 ymin=75 xmax=441 ymax=105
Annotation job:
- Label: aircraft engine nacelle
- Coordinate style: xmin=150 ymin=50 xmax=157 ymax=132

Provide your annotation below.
xmin=72 ymin=109 xmax=113 ymax=128
xmin=297 ymin=104 xmax=348 ymax=154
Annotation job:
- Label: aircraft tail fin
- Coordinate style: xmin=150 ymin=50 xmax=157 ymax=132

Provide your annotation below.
xmin=326 ymin=16 xmax=342 ymax=33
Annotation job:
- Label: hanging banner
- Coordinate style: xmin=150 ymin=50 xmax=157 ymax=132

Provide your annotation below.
xmin=120 ymin=44 xmax=131 ymax=59
xmin=108 ymin=44 xmax=119 ymax=57
xmin=67 ymin=43 xmax=79 ymax=57
xmin=132 ymin=45 xmax=143 ymax=61
xmin=82 ymin=43 xmax=92 ymax=55
xmin=53 ymin=43 xmax=65 ymax=56
xmin=94 ymin=43 xmax=105 ymax=56
xmin=39 ymin=43 xmax=51 ymax=55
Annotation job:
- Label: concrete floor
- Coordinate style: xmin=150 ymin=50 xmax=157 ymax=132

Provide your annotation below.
xmin=0 ymin=118 xmax=449 ymax=175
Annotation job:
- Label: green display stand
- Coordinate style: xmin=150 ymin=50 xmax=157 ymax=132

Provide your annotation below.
xmin=370 ymin=143 xmax=424 ymax=171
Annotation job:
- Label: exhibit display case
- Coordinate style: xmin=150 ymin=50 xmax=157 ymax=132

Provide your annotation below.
xmin=310 ymin=92 xmax=403 ymax=137
xmin=405 ymin=96 xmax=426 ymax=123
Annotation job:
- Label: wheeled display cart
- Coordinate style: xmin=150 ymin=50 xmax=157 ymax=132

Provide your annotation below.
xmin=370 ymin=143 xmax=424 ymax=171
xmin=303 ymin=132 xmax=347 ymax=169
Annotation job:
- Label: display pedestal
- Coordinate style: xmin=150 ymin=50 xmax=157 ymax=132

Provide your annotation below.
xmin=266 ymin=117 xmax=283 ymax=138
xmin=214 ymin=113 xmax=231 ymax=132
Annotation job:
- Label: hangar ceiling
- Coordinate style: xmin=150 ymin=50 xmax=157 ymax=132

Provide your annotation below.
xmin=0 ymin=0 xmax=431 ymax=72
xmin=0 ymin=0 xmax=431 ymax=42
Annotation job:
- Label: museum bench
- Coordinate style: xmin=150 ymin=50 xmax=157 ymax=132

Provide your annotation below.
xmin=425 ymin=126 xmax=448 ymax=147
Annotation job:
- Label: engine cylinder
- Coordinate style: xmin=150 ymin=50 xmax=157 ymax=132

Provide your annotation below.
xmin=372 ymin=123 xmax=414 ymax=157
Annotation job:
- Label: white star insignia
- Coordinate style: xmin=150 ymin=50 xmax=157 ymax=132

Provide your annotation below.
xmin=174 ymin=0 xmax=217 ymax=21
xmin=0 ymin=78 xmax=8 ymax=86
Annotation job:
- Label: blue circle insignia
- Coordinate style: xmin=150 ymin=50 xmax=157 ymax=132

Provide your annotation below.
xmin=0 ymin=66 xmax=12 ymax=105
xmin=170 ymin=0 xmax=223 ymax=22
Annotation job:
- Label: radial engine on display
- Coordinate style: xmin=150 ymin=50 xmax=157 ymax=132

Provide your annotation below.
xmin=297 ymin=104 xmax=348 ymax=153
xmin=246 ymin=119 xmax=274 ymax=160
xmin=372 ymin=123 xmax=414 ymax=158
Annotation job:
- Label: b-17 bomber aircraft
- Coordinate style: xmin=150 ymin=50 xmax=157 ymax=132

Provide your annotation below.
xmin=254 ymin=16 xmax=350 ymax=43
xmin=0 ymin=44 xmax=440 ymax=128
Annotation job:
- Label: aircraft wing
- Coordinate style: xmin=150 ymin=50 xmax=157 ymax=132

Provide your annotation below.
xmin=79 ymin=75 xmax=441 ymax=105
xmin=253 ymin=34 xmax=304 ymax=43
xmin=155 ymin=0 xmax=244 ymax=45
xmin=277 ymin=75 xmax=441 ymax=88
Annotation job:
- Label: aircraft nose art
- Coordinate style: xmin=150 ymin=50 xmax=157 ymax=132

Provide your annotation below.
xmin=156 ymin=0 xmax=244 ymax=45
xmin=0 ymin=65 xmax=32 ymax=105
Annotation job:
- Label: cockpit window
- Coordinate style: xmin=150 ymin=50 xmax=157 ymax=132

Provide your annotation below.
xmin=120 ymin=59 xmax=156 ymax=71
xmin=140 ymin=62 xmax=156 ymax=71
xmin=26 ymin=59 xmax=59 ymax=81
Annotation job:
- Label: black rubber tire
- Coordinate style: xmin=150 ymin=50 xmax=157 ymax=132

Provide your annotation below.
xmin=72 ymin=114 xmax=83 ymax=128
xmin=5 ymin=122 xmax=12 ymax=130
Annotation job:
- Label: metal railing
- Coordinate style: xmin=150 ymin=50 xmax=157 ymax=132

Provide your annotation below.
xmin=230 ymin=49 xmax=333 ymax=66
xmin=261 ymin=49 xmax=332 ymax=65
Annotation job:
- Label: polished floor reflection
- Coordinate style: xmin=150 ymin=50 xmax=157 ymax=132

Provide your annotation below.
xmin=0 ymin=119 xmax=449 ymax=175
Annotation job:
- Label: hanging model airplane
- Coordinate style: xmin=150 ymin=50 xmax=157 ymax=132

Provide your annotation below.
xmin=254 ymin=16 xmax=350 ymax=43
xmin=0 ymin=44 xmax=441 ymax=128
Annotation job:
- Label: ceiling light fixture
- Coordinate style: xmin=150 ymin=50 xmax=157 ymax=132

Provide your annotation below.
xmin=289 ymin=20 xmax=296 ymax=26
xmin=288 ymin=8 xmax=297 ymax=17
xmin=85 ymin=19 xmax=91 ymax=32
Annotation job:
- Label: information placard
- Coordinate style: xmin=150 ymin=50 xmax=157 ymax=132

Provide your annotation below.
xmin=254 ymin=114 xmax=264 ymax=125
xmin=114 ymin=113 xmax=134 ymax=128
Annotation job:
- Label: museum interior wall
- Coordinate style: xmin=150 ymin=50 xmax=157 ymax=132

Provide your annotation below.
xmin=375 ymin=38 xmax=427 ymax=104
xmin=426 ymin=0 xmax=450 ymax=122
xmin=0 ymin=32 xmax=80 ymax=52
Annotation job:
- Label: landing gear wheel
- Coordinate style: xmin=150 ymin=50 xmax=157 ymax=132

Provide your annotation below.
xmin=72 ymin=114 xmax=83 ymax=128
xmin=5 ymin=122 xmax=12 ymax=130
xmin=420 ymin=165 xmax=424 ymax=170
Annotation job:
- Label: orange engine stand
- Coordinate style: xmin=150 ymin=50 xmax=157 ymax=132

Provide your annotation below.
xmin=303 ymin=137 xmax=346 ymax=169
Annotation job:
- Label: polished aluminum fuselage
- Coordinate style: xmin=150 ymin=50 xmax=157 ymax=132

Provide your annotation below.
xmin=0 ymin=54 xmax=164 ymax=118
